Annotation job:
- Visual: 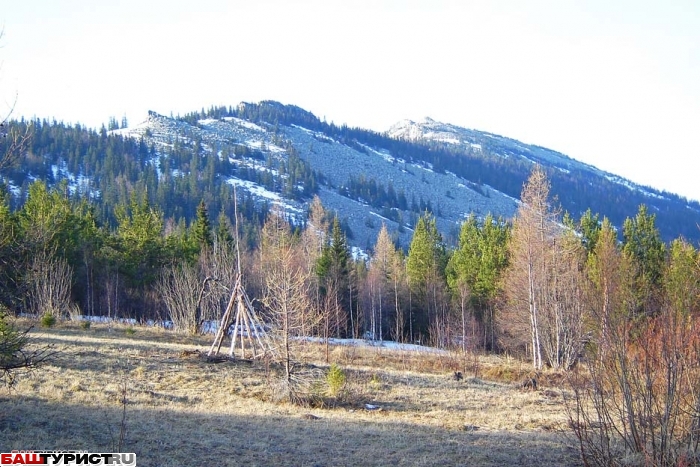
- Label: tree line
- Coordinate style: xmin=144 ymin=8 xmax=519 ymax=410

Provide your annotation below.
xmin=2 ymin=165 xmax=695 ymax=365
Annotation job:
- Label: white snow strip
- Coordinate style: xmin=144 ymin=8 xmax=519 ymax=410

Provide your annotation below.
xmin=605 ymin=175 xmax=668 ymax=200
xmin=301 ymin=336 xmax=448 ymax=354
xmin=222 ymin=116 xmax=266 ymax=132
xmin=268 ymin=143 xmax=287 ymax=153
xmin=197 ymin=118 xmax=218 ymax=126
xmin=369 ymin=211 xmax=391 ymax=222
xmin=411 ymin=163 xmax=434 ymax=173
xmin=290 ymin=124 xmax=338 ymax=144
xmin=290 ymin=124 xmax=314 ymax=135
xmin=226 ymin=178 xmax=281 ymax=201
xmin=357 ymin=142 xmax=395 ymax=162
xmin=437 ymin=137 xmax=460 ymax=145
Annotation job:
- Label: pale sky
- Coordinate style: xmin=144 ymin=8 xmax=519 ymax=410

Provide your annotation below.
xmin=1 ymin=1 xmax=699 ymax=201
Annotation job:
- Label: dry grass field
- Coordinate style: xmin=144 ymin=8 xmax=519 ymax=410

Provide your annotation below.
xmin=0 ymin=320 xmax=582 ymax=466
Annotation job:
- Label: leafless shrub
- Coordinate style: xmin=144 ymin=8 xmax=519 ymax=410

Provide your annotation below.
xmin=0 ymin=117 xmax=31 ymax=174
xmin=568 ymin=238 xmax=700 ymax=466
xmin=157 ymin=262 xmax=202 ymax=334
xmin=199 ymin=241 xmax=239 ymax=322
xmin=27 ymin=251 xmax=73 ymax=318
xmin=159 ymin=240 xmax=239 ymax=335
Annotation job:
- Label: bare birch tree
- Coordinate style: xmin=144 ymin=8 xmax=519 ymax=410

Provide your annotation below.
xmin=391 ymin=248 xmax=407 ymax=343
xmin=585 ymin=218 xmax=624 ymax=359
xmin=501 ymin=166 xmax=587 ymax=370
xmin=539 ymin=229 xmax=587 ymax=369
xmin=300 ymin=195 xmax=329 ymax=338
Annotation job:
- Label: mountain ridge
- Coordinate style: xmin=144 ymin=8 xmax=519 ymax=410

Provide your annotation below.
xmin=3 ymin=100 xmax=699 ymax=247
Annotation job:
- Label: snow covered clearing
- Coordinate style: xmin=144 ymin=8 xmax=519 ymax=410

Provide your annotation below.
xmin=45 ymin=313 xmax=450 ymax=355
xmin=245 ymin=139 xmax=286 ymax=153
xmin=226 ymin=177 xmax=303 ymax=214
xmin=351 ymin=246 xmax=369 ymax=262
xmin=301 ymin=336 xmax=449 ymax=354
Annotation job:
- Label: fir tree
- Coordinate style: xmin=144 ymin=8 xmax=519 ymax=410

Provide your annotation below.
xmin=191 ymin=200 xmax=213 ymax=251
xmin=214 ymin=209 xmax=234 ymax=248
xmin=622 ymin=204 xmax=665 ymax=315
xmin=406 ymin=211 xmax=447 ymax=341
xmin=316 ymin=217 xmax=352 ymax=338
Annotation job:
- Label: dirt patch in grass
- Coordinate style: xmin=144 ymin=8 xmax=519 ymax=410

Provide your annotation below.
xmin=0 ymin=322 xmax=582 ymax=466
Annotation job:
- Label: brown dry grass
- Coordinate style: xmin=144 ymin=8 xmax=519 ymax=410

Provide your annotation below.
xmin=0 ymin=320 xmax=582 ymax=466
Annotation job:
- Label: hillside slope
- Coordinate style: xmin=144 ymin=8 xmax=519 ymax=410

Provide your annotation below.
xmin=4 ymin=101 xmax=699 ymax=246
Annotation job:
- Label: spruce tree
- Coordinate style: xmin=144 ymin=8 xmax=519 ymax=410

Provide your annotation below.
xmin=406 ymin=212 xmax=446 ymax=340
xmin=316 ymin=217 xmax=352 ymax=338
xmin=114 ymin=193 xmax=164 ymax=288
xmin=622 ymin=204 xmax=665 ymax=314
xmin=192 ymin=200 xmax=213 ymax=251
xmin=214 ymin=210 xmax=234 ymax=248
xmin=446 ymin=214 xmax=509 ymax=350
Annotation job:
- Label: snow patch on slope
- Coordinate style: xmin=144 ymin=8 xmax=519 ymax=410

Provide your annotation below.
xmin=605 ymin=175 xmax=668 ymax=200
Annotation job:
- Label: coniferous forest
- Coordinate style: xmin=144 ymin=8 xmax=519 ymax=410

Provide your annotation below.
xmin=0 ymin=106 xmax=697 ymax=349
xmin=0 ymin=147 xmax=694 ymax=357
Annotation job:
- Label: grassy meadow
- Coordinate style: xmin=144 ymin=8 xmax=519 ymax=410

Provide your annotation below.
xmin=0 ymin=320 xmax=582 ymax=466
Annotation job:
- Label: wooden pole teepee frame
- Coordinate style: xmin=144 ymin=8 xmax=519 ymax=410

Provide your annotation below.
xmin=207 ymin=184 xmax=275 ymax=360
xmin=207 ymin=275 xmax=273 ymax=359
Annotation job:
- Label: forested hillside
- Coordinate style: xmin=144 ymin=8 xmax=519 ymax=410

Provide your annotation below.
xmin=2 ymin=101 xmax=699 ymax=250
xmin=207 ymin=101 xmax=700 ymax=242
xmin=1 ymin=101 xmax=699 ymax=345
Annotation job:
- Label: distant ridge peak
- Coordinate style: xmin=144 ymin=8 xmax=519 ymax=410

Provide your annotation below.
xmin=147 ymin=110 xmax=166 ymax=119
xmin=387 ymin=117 xmax=457 ymax=142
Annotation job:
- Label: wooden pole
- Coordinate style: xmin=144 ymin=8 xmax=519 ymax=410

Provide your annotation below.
xmin=209 ymin=286 xmax=235 ymax=356
xmin=229 ymin=287 xmax=243 ymax=357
